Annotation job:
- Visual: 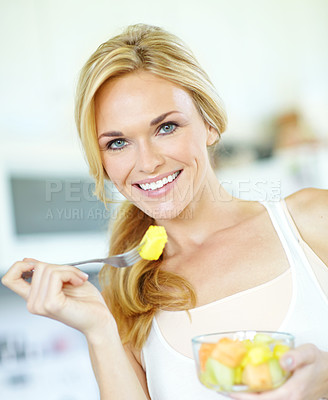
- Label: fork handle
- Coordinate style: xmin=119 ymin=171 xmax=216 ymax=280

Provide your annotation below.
xmin=21 ymin=259 xmax=106 ymax=280
xmin=68 ymin=258 xmax=107 ymax=266
xmin=21 ymin=270 xmax=34 ymax=280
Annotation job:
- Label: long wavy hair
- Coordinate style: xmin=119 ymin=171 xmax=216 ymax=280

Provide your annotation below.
xmin=75 ymin=24 xmax=227 ymax=349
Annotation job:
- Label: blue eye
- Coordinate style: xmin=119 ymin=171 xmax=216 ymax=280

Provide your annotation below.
xmin=158 ymin=123 xmax=177 ymax=134
xmin=107 ymin=139 xmax=127 ymax=151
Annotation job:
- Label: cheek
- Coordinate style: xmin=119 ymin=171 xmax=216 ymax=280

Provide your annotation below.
xmin=168 ymin=130 xmax=204 ymax=159
xmin=102 ymin=158 xmax=124 ymax=186
xmin=102 ymin=153 xmax=136 ymax=188
xmin=183 ymin=131 xmax=208 ymax=161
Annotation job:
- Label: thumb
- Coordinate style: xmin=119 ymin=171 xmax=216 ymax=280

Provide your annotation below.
xmin=280 ymin=344 xmax=316 ymax=372
xmin=23 ymin=257 xmax=40 ymax=263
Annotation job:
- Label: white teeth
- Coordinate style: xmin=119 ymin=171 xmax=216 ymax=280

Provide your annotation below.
xmin=139 ymin=171 xmax=180 ymax=191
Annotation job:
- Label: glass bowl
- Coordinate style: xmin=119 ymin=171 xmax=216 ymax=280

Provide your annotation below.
xmin=192 ymin=330 xmax=294 ymax=394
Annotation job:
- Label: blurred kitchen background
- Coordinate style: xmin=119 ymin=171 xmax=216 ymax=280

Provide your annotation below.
xmin=1 ymin=0 xmax=328 ymax=398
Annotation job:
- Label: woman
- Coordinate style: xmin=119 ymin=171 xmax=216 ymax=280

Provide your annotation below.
xmin=2 ymin=24 xmax=328 ymax=400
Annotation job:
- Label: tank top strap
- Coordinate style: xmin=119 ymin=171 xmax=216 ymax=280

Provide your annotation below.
xmin=261 ymin=199 xmax=325 ymax=293
xmin=278 ymin=200 xmax=304 ymax=242
xmin=261 ymin=200 xmax=301 ymax=273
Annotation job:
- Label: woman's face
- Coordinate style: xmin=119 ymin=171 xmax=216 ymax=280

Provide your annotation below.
xmin=95 ymin=71 xmax=217 ymax=220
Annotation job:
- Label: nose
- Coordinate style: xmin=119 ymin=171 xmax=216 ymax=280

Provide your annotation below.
xmin=136 ymin=140 xmax=164 ymax=174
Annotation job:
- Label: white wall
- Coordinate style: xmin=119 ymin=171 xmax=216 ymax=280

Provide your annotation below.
xmin=1 ymin=0 xmax=328 ymax=150
xmin=0 ymin=4 xmax=327 ymax=397
xmin=1 ymin=0 xmax=328 ymax=271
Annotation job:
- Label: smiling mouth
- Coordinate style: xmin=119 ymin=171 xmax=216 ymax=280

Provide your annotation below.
xmin=137 ymin=170 xmax=181 ymax=191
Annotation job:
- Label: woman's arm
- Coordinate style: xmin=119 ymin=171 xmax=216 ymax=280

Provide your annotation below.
xmin=228 ymin=188 xmax=328 ymax=400
xmin=87 ymin=328 xmax=150 ymax=399
xmin=1 ymin=259 xmax=150 ymax=400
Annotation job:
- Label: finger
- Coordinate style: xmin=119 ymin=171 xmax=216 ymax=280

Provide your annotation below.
xmin=230 ymin=392 xmax=263 ymax=399
xmin=27 ymin=264 xmax=88 ymax=314
xmin=21 ymin=258 xmax=40 ymax=279
xmin=42 ymin=269 xmax=88 ymax=315
xmin=1 ymin=261 xmax=35 ymax=299
xmin=229 ymin=393 xmax=256 ymax=399
xmin=26 ymin=261 xmax=49 ymax=311
xmin=280 ymin=344 xmax=317 ymax=372
xmin=43 ymin=266 xmax=88 ymax=303
xmin=23 ymin=257 xmax=39 ymax=263
xmin=229 ymin=371 xmax=292 ymax=400
xmin=230 ymin=385 xmax=287 ymax=400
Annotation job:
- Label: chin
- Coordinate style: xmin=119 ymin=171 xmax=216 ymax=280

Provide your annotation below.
xmin=140 ymin=202 xmax=187 ymax=221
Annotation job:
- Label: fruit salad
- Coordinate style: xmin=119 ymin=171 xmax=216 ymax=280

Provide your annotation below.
xmin=193 ymin=331 xmax=294 ymax=393
xmin=139 ymin=225 xmax=168 ymax=260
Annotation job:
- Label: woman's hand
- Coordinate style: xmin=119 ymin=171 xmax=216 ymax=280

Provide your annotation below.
xmin=1 ymin=258 xmax=116 ymax=339
xmin=230 ymin=344 xmax=328 ymax=400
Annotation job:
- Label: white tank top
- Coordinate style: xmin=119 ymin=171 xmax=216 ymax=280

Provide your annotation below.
xmin=141 ymin=200 xmax=328 ymax=400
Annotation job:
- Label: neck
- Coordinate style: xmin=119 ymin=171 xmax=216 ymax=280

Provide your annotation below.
xmin=155 ymin=168 xmax=242 ymax=257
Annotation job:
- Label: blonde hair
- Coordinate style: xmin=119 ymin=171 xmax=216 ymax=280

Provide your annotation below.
xmin=75 ymin=24 xmax=227 ymax=349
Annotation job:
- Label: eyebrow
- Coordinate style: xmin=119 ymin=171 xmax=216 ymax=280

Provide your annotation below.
xmin=98 ymin=110 xmax=181 ymax=140
xmin=150 ymin=111 xmax=180 ymax=126
xmin=98 ymin=131 xmax=123 ymax=140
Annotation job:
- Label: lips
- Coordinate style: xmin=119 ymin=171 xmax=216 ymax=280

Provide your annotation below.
xmin=134 ymin=170 xmax=182 ymax=191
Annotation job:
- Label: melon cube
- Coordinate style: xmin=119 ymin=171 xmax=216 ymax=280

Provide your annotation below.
xmin=253 ymin=333 xmax=274 ymax=344
xmin=211 ymin=338 xmax=247 ymax=368
xmin=205 ymin=358 xmax=235 ymax=391
xmin=268 ymin=358 xmax=285 ymax=387
xmin=245 ymin=344 xmax=273 ymax=365
xmin=273 ymin=343 xmax=290 ymax=359
xmin=199 ymin=343 xmax=216 ymax=371
xmin=242 ymin=363 xmax=273 ymax=391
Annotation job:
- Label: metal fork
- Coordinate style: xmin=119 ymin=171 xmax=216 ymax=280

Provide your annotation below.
xmin=21 ymin=245 xmax=142 ymax=280
xmin=69 ymin=246 xmax=142 ymax=268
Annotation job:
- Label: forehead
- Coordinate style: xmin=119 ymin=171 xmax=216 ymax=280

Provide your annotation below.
xmin=95 ymin=71 xmax=196 ymax=126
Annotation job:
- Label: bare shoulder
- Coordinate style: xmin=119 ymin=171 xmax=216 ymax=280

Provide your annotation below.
xmin=285 ymin=187 xmax=328 ymax=264
xmin=285 ymin=187 xmax=328 ymax=224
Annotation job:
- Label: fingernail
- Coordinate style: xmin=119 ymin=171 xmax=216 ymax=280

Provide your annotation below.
xmin=81 ymin=272 xmax=89 ymax=279
xmin=281 ymin=356 xmax=294 ymax=370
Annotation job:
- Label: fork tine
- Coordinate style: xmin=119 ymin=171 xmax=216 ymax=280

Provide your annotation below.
xmin=124 ymin=256 xmax=139 ymax=266
xmin=127 ymin=254 xmax=141 ymax=264
xmin=123 ymin=247 xmax=138 ymax=259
